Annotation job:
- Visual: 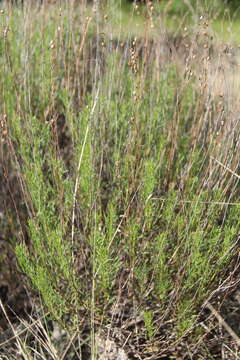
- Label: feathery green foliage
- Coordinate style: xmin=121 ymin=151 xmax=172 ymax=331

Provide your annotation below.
xmin=2 ymin=2 xmax=240 ymax=355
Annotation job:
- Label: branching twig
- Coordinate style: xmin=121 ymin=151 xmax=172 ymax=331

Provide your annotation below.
xmin=205 ymin=302 xmax=240 ymax=347
xmin=71 ymin=88 xmax=100 ymax=257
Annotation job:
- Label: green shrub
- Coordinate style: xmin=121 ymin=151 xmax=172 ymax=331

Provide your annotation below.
xmin=2 ymin=1 xmax=240 ymax=351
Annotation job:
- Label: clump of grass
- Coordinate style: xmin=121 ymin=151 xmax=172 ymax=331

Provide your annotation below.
xmin=1 ymin=0 xmax=240 ymax=357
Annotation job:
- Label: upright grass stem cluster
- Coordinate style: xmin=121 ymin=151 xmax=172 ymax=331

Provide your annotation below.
xmin=1 ymin=0 xmax=240 ymax=350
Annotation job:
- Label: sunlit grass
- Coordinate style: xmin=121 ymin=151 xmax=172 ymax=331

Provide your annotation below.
xmin=212 ymin=18 xmax=240 ymax=43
